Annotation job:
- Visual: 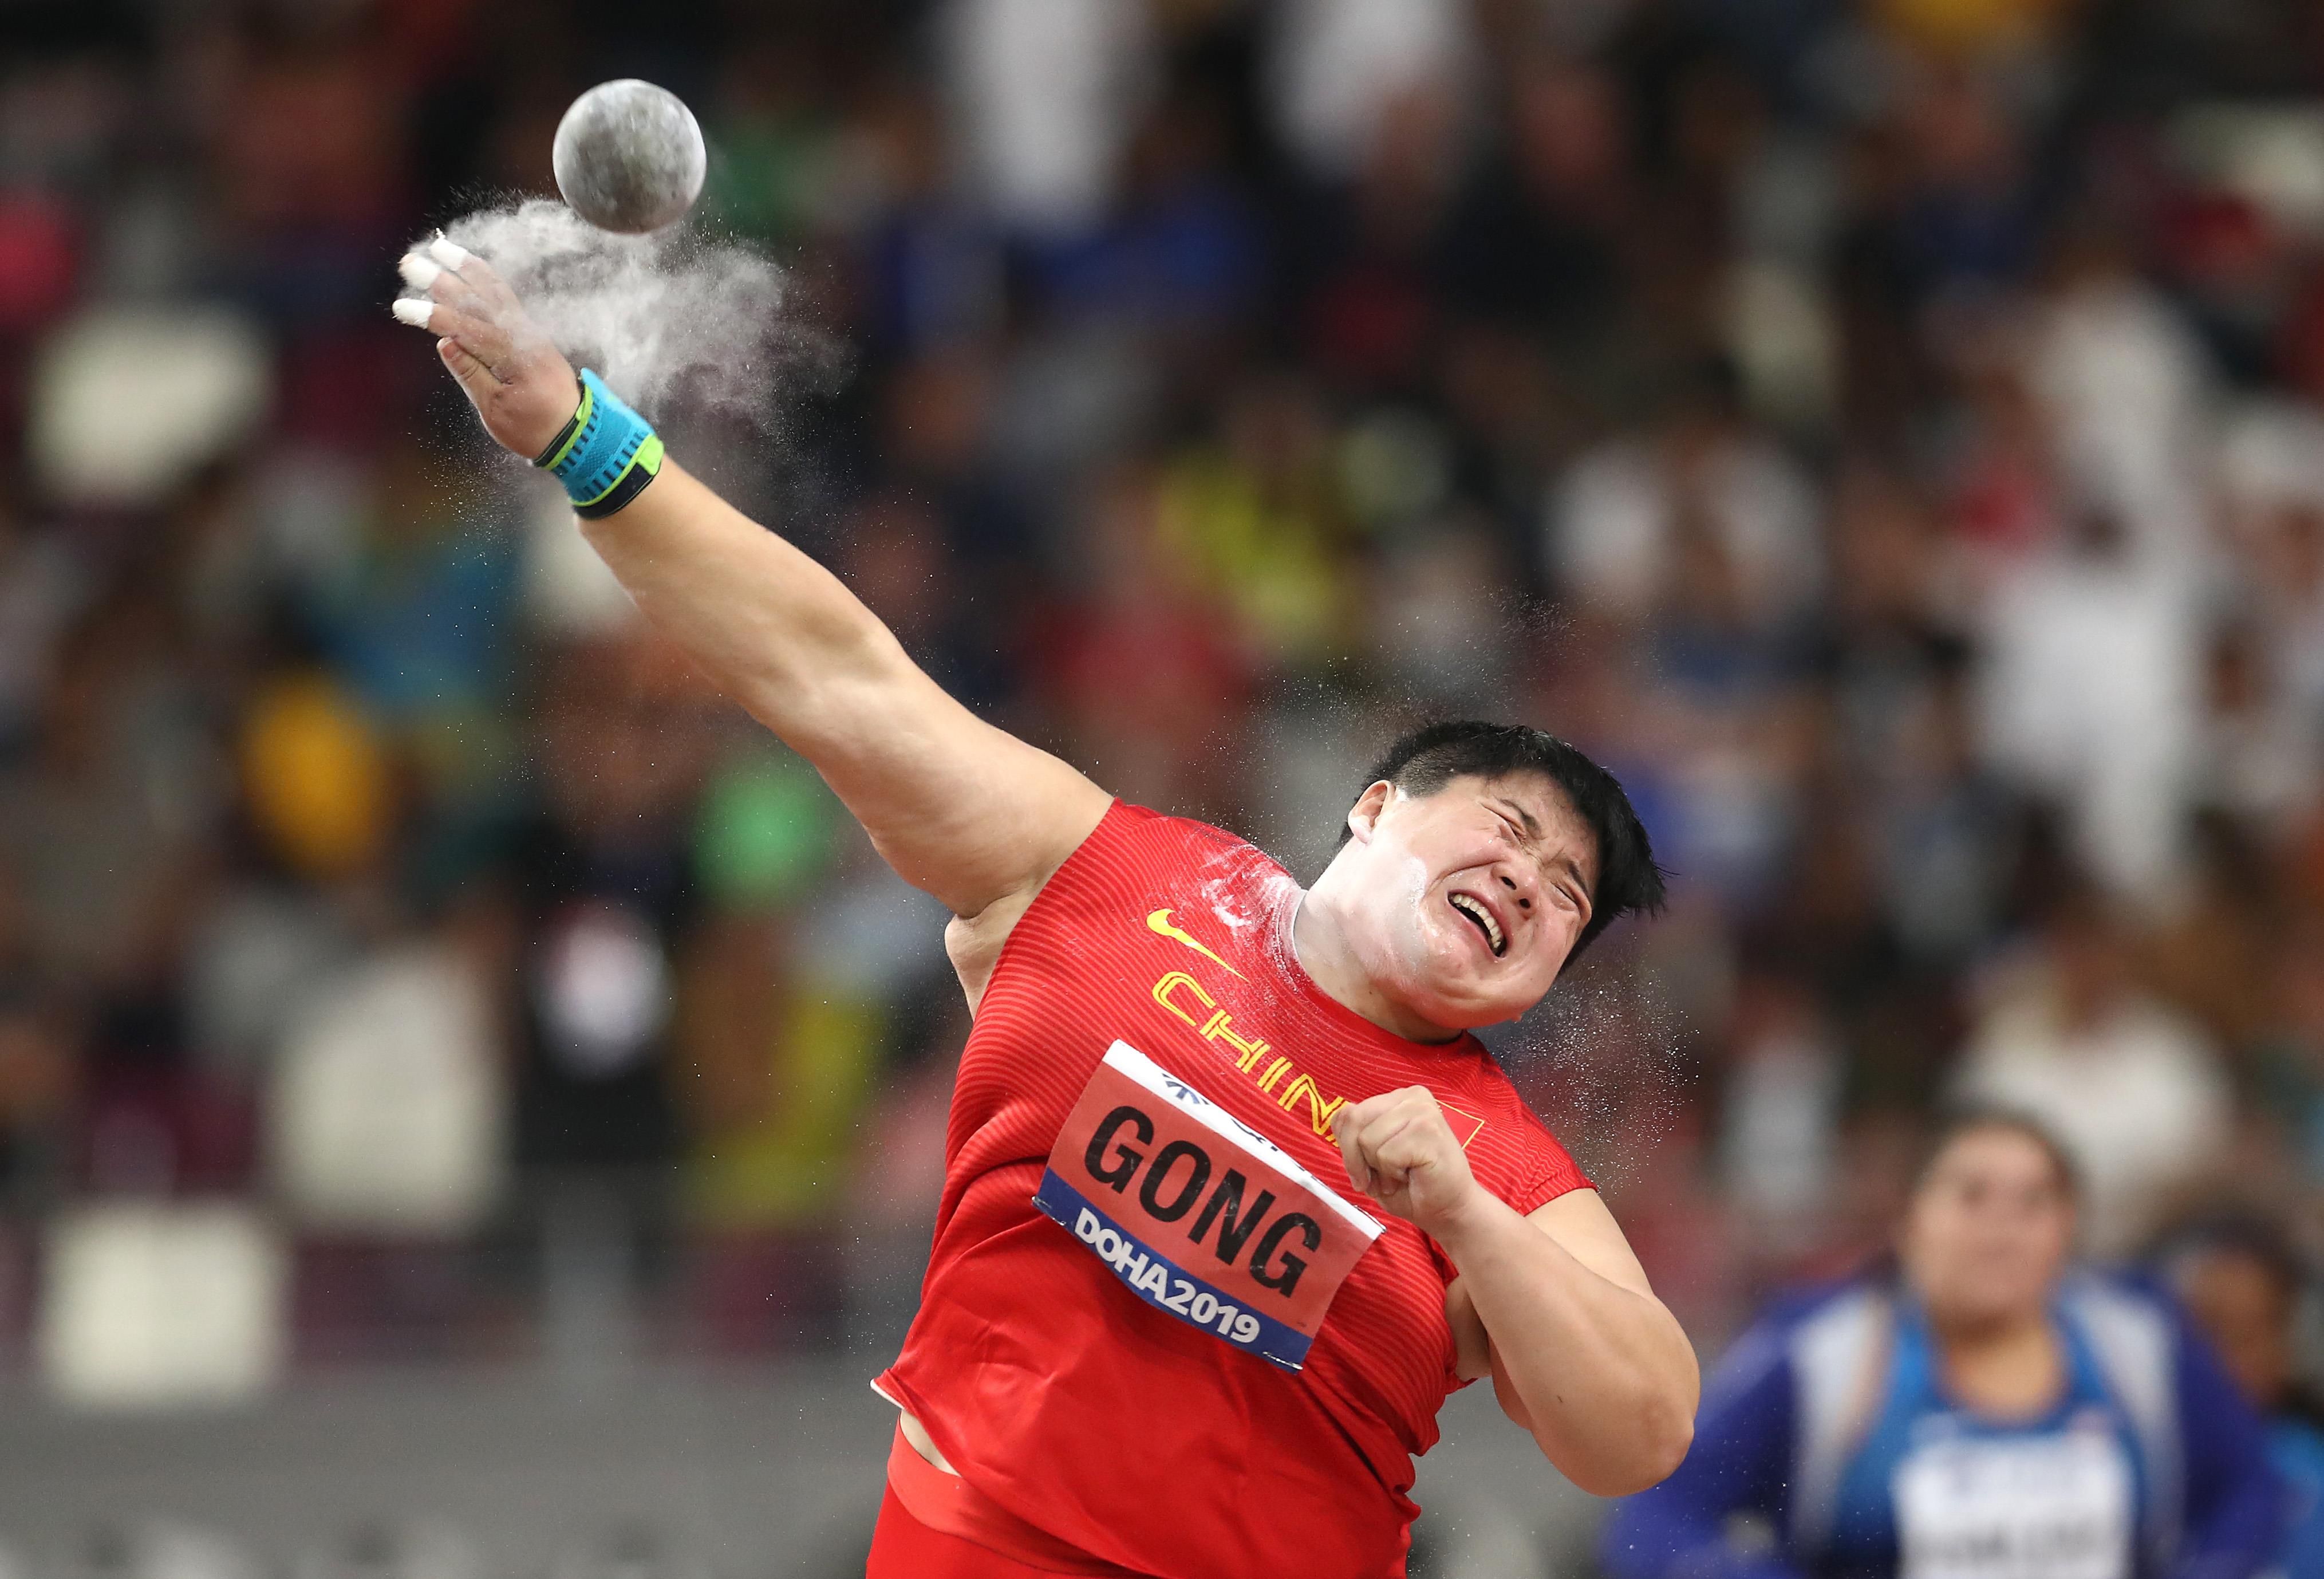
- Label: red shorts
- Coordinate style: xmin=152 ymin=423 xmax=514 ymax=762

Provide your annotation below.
xmin=866 ymin=1484 xmax=1096 ymax=1578
xmin=866 ymin=1428 xmax=1154 ymax=1578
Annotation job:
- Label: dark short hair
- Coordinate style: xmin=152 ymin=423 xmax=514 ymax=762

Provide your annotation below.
xmin=1339 ymin=720 xmax=1666 ymax=958
xmin=1913 ymin=1103 xmax=2081 ymax=1204
xmin=2152 ymin=1208 xmax=2308 ymax=1306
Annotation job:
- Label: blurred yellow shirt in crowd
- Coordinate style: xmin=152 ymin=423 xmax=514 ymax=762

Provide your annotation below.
xmin=682 ymin=967 xmax=886 ymax=1228
xmin=1880 ymin=0 xmax=2077 ymax=54
xmin=1157 ymin=451 xmax=1352 ymax=666
xmin=240 ymin=673 xmax=388 ymax=882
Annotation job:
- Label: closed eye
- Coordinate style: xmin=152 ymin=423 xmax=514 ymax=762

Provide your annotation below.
xmin=1491 ymin=802 xmax=1595 ymax=924
xmin=1497 ymin=812 xmax=1581 ymax=908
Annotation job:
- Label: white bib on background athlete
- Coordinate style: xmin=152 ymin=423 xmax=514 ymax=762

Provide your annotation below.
xmin=1893 ymin=1424 xmax=2134 ymax=1579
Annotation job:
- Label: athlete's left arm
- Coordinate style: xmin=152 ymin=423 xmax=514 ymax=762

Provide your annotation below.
xmin=1335 ymin=1088 xmax=1699 ymax=1497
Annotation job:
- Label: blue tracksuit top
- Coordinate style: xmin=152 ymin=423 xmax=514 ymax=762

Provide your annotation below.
xmin=2268 ymin=1412 xmax=2324 ymax=1577
xmin=1599 ymin=1276 xmax=2283 ymax=1579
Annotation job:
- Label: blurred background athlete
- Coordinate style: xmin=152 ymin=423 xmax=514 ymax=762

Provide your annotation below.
xmin=2158 ymin=1210 xmax=2324 ymax=1577
xmin=1601 ymin=1107 xmax=2283 ymax=1579
xmin=393 ymin=240 xmax=1695 ymax=1579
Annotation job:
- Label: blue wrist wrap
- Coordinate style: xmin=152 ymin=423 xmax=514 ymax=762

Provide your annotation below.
xmin=533 ymin=368 xmax=664 ymax=519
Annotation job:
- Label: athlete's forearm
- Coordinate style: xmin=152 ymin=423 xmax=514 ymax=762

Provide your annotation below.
xmin=581 ymin=462 xmax=906 ymax=750
xmin=579 ymin=462 xmax=1106 ymax=916
xmin=1434 ymin=1191 xmax=1696 ymax=1496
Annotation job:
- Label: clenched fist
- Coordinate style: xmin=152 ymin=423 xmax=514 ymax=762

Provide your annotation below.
xmin=391 ymin=237 xmax=579 ymax=460
xmin=1331 ymin=1085 xmax=1479 ymax=1238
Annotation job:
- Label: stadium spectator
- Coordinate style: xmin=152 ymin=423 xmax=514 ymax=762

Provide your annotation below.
xmin=2157 ymin=1211 xmax=2324 ymax=1579
xmin=1952 ymin=880 xmax=2232 ymax=1254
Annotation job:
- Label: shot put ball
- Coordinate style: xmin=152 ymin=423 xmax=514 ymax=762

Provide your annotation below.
xmin=552 ymin=79 xmax=707 ymax=234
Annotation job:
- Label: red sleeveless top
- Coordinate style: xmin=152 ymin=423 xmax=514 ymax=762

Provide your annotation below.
xmin=875 ymin=803 xmax=1591 ymax=1578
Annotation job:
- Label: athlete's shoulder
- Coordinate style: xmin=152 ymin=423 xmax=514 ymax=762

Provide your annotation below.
xmin=1013 ymin=804 xmax=1287 ymax=953
xmin=1440 ymin=1045 xmax=1575 ymax=1151
xmin=1078 ymin=802 xmax=1287 ymax=889
xmin=1430 ymin=1050 xmax=1597 ymax=1210
xmin=1451 ymin=1049 xmax=1556 ymax=1122
xmin=1115 ymin=802 xmax=1266 ymax=859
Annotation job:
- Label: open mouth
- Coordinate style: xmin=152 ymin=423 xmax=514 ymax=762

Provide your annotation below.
xmin=1448 ymin=892 xmax=1505 ymax=958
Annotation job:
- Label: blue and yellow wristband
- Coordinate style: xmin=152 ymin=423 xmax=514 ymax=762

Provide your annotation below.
xmin=534 ymin=368 xmax=664 ymax=518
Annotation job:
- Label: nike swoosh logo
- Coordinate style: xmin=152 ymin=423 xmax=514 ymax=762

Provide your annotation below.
xmin=1146 ymin=908 xmax=1243 ymax=979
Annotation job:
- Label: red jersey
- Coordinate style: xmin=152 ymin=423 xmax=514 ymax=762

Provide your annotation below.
xmin=875 ymin=803 xmax=1592 ymax=1579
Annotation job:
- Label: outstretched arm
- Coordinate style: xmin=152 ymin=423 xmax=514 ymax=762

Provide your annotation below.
xmin=393 ymin=240 xmax=1111 ymax=920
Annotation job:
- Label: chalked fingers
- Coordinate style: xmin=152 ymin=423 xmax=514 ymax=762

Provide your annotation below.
xmin=422 ymin=234 xmax=475 ymax=281
xmin=437 ymin=336 xmax=500 ymax=405
xmin=458 ymin=254 xmax=529 ymax=321
xmin=396 ymin=238 xmax=474 ymax=297
xmin=398 ymin=293 xmax=581 ymax=457
xmin=404 ymin=259 xmax=491 ymax=324
xmin=398 ymin=243 xmax=527 ymax=338
xmin=403 ymin=298 xmax=511 ymax=375
xmin=405 ymin=304 xmax=508 ymax=418
xmin=392 ymin=235 xmax=582 ymax=456
xmin=416 ymin=238 xmax=530 ymax=324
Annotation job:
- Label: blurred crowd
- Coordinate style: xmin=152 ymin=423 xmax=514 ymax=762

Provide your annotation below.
xmin=4 ymin=0 xmax=2324 ymax=1402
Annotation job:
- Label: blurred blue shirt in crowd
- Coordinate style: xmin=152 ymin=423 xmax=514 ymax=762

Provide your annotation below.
xmin=1600 ymin=1276 xmax=2283 ymax=1579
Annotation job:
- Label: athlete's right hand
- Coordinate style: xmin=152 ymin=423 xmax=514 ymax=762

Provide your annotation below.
xmin=391 ymin=237 xmax=578 ymax=460
xmin=1332 ymin=1084 xmax=1479 ymax=1239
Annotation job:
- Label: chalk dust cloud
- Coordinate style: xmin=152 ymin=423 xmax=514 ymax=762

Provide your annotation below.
xmin=412 ymin=198 xmax=826 ymax=430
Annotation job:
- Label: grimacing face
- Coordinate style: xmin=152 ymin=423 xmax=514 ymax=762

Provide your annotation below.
xmin=1900 ymin=1127 xmax=2076 ymax=1332
xmin=1333 ymin=772 xmax=1599 ymax=1029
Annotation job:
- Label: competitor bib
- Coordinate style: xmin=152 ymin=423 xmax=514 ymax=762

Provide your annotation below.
xmin=1033 ymin=1041 xmax=1383 ymax=1371
xmin=1892 ymin=1423 xmax=2134 ymax=1579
